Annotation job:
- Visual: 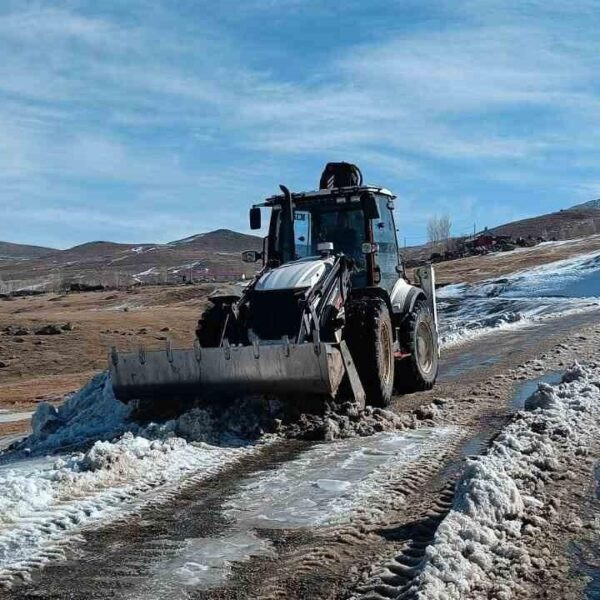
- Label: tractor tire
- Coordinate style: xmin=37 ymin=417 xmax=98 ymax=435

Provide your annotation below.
xmin=395 ymin=300 xmax=438 ymax=393
xmin=344 ymin=298 xmax=394 ymax=407
xmin=195 ymin=303 xmax=227 ymax=347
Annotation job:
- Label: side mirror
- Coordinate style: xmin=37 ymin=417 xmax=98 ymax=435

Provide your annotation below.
xmin=242 ymin=250 xmax=262 ymax=263
xmin=361 ymin=192 xmax=380 ymax=220
xmin=249 ymin=207 xmax=261 ymax=230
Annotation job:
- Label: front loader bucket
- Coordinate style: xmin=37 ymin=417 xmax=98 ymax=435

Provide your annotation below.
xmin=109 ymin=341 xmax=357 ymax=405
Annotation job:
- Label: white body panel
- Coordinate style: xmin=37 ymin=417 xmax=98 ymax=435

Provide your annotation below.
xmin=255 ymin=257 xmax=333 ymax=291
xmin=390 ymin=278 xmax=417 ymax=314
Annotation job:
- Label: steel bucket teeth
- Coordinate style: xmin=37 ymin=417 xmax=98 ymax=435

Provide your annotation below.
xmin=109 ymin=341 xmax=352 ymax=403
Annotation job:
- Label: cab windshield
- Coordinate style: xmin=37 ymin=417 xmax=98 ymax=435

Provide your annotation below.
xmin=293 ymin=205 xmax=365 ymax=263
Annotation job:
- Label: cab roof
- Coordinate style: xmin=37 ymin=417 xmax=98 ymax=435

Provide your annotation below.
xmin=259 ymin=185 xmax=395 ymax=207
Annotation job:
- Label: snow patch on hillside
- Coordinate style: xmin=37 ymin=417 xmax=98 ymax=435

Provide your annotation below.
xmin=168 ymin=233 xmax=206 ymax=246
xmin=439 ymin=251 xmax=600 ymax=346
xmin=400 ymin=362 xmax=600 ymax=599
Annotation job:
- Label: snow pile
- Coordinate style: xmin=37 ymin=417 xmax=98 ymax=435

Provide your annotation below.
xmin=0 ymin=432 xmax=255 ymax=589
xmin=11 ymin=375 xmax=284 ymax=458
xmin=438 ymin=251 xmax=600 ymax=346
xmin=15 ymin=372 xmax=133 ymax=455
xmin=0 ymin=373 xmax=278 ymax=589
xmin=148 ymin=396 xmax=285 ymax=445
xmin=281 ymin=397 xmax=454 ymax=441
xmin=401 ymin=362 xmax=600 ymax=599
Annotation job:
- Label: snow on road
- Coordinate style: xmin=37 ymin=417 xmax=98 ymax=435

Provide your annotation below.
xmin=0 ymin=375 xmax=266 ymax=590
xmin=0 ymin=376 xmax=457 ymax=594
xmin=395 ymin=362 xmax=600 ymax=599
xmin=0 ymin=434 xmax=255 ymax=590
xmin=438 ymin=250 xmax=600 ymax=346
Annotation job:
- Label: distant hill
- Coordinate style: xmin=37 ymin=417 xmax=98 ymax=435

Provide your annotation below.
xmin=0 ymin=229 xmax=262 ymax=291
xmin=570 ymin=199 xmax=600 ymax=211
xmin=168 ymin=229 xmax=263 ymax=252
xmin=0 ymin=241 xmax=55 ymax=260
xmin=4 ymin=197 xmax=599 ymax=292
xmin=488 ymin=205 xmax=600 ymax=240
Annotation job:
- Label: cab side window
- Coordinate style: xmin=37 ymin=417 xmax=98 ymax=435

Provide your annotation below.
xmin=294 ymin=211 xmax=311 ymax=258
xmin=372 ymin=197 xmax=400 ymax=291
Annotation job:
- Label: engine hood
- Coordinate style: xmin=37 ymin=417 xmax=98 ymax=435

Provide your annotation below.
xmin=255 ymin=257 xmax=333 ymax=291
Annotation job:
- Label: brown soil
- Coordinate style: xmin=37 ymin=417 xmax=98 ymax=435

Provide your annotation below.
xmin=0 ymin=419 xmax=30 ymax=439
xmin=0 ymin=284 xmax=215 ymax=410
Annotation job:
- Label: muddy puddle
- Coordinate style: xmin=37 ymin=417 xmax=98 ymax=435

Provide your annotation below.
xmin=510 ymin=371 xmax=563 ymax=410
xmin=438 ymin=370 xmax=567 ymax=485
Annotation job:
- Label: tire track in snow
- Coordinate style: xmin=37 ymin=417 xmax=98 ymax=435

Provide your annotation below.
xmin=351 ymin=481 xmax=456 ymax=600
xmin=206 ymin=432 xmax=463 ymax=600
xmin=2 ymin=440 xmax=306 ymax=600
xmin=0 ymin=435 xmax=265 ymax=592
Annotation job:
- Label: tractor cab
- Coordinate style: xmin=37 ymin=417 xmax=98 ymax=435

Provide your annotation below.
xmin=248 ymin=167 xmax=403 ymax=293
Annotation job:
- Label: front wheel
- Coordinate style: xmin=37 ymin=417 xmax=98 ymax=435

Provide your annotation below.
xmin=344 ymin=298 xmax=394 ymax=407
xmin=395 ymin=300 xmax=439 ymax=393
xmin=195 ymin=303 xmax=228 ymax=347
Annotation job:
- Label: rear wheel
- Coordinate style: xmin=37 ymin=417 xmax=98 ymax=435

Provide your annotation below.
xmin=395 ymin=300 xmax=438 ymax=393
xmin=345 ymin=298 xmax=394 ymax=407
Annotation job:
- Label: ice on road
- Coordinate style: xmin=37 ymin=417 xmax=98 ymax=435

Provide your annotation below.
xmin=225 ymin=428 xmax=456 ymax=529
xmin=142 ymin=427 xmax=457 ymax=595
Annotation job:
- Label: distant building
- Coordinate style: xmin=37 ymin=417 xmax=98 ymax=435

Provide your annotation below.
xmin=463 ymin=232 xmax=513 ymax=252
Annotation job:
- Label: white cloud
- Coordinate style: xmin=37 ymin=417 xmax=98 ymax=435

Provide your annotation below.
xmin=1 ymin=1 xmax=600 ymax=245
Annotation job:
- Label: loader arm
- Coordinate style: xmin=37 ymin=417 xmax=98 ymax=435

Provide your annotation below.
xmin=109 ymin=253 xmax=365 ymax=408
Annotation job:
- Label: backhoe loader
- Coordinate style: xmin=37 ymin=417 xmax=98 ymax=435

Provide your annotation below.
xmin=109 ymin=163 xmax=439 ymax=410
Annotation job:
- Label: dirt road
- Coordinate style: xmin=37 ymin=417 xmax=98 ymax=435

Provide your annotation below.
xmin=3 ymin=307 xmax=598 ymax=600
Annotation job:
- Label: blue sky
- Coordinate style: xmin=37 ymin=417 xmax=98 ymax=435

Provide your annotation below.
xmin=1 ymin=0 xmax=599 ymax=249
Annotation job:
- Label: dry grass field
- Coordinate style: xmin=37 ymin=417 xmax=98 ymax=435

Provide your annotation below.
xmin=1 ymin=233 xmax=599 ymax=430
xmin=0 ymin=284 xmax=216 ymax=421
